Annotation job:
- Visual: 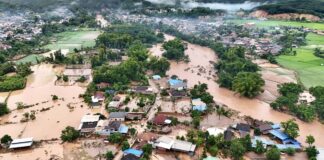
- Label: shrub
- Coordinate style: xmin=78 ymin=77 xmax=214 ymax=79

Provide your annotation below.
xmin=60 ymin=126 xmax=80 ymax=142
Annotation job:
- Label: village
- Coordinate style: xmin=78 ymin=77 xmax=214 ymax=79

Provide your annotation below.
xmin=0 ymin=2 xmax=324 ymax=160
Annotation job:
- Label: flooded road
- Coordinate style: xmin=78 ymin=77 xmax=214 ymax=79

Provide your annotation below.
xmin=150 ymin=34 xmax=324 ymax=147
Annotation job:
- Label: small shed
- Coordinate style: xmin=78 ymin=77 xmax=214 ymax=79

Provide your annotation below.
xmin=9 ymin=137 xmax=33 ymax=149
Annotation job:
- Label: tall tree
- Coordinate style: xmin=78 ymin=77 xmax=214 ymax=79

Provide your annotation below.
xmin=232 ymin=72 xmax=265 ymax=98
xmin=281 ymin=119 xmax=299 ymax=138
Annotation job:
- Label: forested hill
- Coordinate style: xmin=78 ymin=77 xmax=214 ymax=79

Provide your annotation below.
xmin=256 ymin=0 xmax=324 ymax=18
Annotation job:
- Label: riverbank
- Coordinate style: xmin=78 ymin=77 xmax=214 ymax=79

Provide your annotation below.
xmin=150 ymin=34 xmax=324 ymax=147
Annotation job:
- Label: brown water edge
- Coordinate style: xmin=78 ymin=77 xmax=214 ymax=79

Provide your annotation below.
xmin=150 ymin=34 xmax=324 ymax=147
xmin=0 ymin=141 xmax=63 ymax=160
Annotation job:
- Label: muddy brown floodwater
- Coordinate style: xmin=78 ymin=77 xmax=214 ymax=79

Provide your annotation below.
xmin=0 ymin=64 xmax=99 ymax=159
xmin=150 ymin=34 xmax=324 ymax=147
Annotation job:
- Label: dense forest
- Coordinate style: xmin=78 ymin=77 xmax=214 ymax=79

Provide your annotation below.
xmin=257 ymin=0 xmax=324 ymax=18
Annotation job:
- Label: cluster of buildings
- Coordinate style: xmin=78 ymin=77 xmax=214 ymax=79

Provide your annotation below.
xmin=0 ymin=12 xmax=43 ymax=43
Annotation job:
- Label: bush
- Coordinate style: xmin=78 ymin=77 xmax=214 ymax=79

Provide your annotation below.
xmin=62 ymin=75 xmax=69 ymax=82
xmin=1 ymin=134 xmax=12 ymax=145
xmin=60 ymin=126 xmax=80 ymax=142
xmin=266 ymin=147 xmax=280 ymax=160
xmin=104 ymin=151 xmax=114 ymax=160
xmin=208 ymin=145 xmax=218 ymax=156
xmin=0 ymin=103 xmax=9 ymax=116
xmin=0 ymin=75 xmax=27 ymax=92
xmin=52 ymin=95 xmax=58 ymax=100
xmin=284 ymin=147 xmax=296 ymax=156
xmin=108 ymin=133 xmax=123 ymax=143
xmin=121 ymin=141 xmax=130 ymax=151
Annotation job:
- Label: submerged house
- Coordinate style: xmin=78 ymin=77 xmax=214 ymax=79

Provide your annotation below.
xmin=9 ymin=137 xmax=33 ymax=149
xmin=63 ymin=68 xmax=91 ymax=80
xmin=109 ymin=112 xmax=127 ymax=121
xmin=269 ymin=129 xmax=302 ymax=150
xmin=78 ymin=115 xmax=100 ymax=134
xmin=168 ymin=79 xmax=187 ymax=91
xmin=154 ymin=136 xmax=196 ymax=154
xmin=123 ymin=148 xmax=143 ymax=157
xmin=131 ymin=86 xmax=154 ymax=95
xmin=96 ymin=121 xmax=129 ymax=135
xmin=192 ymin=98 xmax=207 ymax=112
xmin=91 ymin=92 xmax=105 ymax=104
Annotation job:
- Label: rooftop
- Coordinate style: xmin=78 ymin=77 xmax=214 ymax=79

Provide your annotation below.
xmin=269 ymin=129 xmax=289 ymax=141
xmin=9 ymin=137 xmax=33 ymax=149
xmin=81 ymin=115 xmax=100 ymax=123
xmin=123 ymin=148 xmax=143 ymax=157
xmin=109 ymin=112 xmax=127 ymax=119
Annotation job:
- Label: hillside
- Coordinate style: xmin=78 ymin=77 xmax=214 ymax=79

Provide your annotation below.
xmin=256 ymin=0 xmax=324 ymax=18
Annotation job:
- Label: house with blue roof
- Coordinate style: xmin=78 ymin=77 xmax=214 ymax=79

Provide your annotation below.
xmin=252 ymin=136 xmax=275 ymax=148
xmin=269 ymin=129 xmax=302 ymax=150
xmin=192 ymin=98 xmax=207 ymax=112
xmin=168 ymin=79 xmax=187 ymax=90
xmin=269 ymin=129 xmax=290 ymax=142
xmin=123 ymin=148 xmax=143 ymax=157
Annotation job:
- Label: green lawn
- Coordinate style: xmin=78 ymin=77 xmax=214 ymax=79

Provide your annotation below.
xmin=277 ymin=33 xmax=324 ymax=88
xmin=15 ymin=54 xmax=44 ymax=64
xmin=43 ymin=30 xmax=100 ymax=52
xmin=229 ymin=19 xmax=324 ymax=31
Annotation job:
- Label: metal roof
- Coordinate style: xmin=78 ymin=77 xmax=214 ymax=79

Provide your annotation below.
xmin=269 ymin=129 xmax=289 ymax=141
xmin=81 ymin=115 xmax=100 ymax=123
xmin=109 ymin=112 xmax=127 ymax=119
xmin=9 ymin=137 xmax=33 ymax=149
xmin=123 ymin=148 xmax=143 ymax=157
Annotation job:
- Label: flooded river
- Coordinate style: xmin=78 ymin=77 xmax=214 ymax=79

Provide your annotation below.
xmin=150 ymin=34 xmax=324 ymax=147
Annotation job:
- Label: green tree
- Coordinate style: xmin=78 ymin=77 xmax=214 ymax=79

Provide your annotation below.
xmin=278 ymin=83 xmax=303 ymax=97
xmin=104 ymin=151 xmax=114 ymax=160
xmin=60 ymin=126 xmax=79 ymax=142
xmin=148 ymin=56 xmax=170 ymax=75
xmin=108 ymin=133 xmax=123 ymax=143
xmin=281 ymin=119 xmax=299 ymax=138
xmin=121 ymin=141 xmax=130 ymax=151
xmin=232 ymin=72 xmax=265 ymax=98
xmin=306 ymin=135 xmax=315 ymax=147
xmin=284 ymin=147 xmax=295 ymax=156
xmin=230 ymin=140 xmax=246 ymax=160
xmin=142 ymin=144 xmax=153 ymax=159
xmin=208 ymin=145 xmax=218 ymax=156
xmin=0 ymin=103 xmax=9 ymax=116
xmin=255 ymin=140 xmax=266 ymax=154
xmin=266 ymin=147 xmax=280 ymax=160
xmin=1 ymin=134 xmax=12 ymax=145
xmin=127 ymin=41 xmax=149 ymax=61
xmin=305 ymin=146 xmax=318 ymax=159
xmin=162 ymin=38 xmax=185 ymax=61
xmin=16 ymin=63 xmax=33 ymax=77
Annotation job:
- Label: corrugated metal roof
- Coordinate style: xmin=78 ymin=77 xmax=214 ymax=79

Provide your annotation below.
xmin=269 ymin=129 xmax=289 ymax=140
xmin=123 ymin=148 xmax=143 ymax=157
xmin=9 ymin=137 xmax=33 ymax=149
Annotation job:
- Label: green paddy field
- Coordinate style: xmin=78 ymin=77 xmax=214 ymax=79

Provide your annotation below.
xmin=277 ymin=33 xmax=324 ymax=88
xmin=229 ymin=20 xmax=324 ymax=31
xmin=43 ymin=30 xmax=100 ymax=52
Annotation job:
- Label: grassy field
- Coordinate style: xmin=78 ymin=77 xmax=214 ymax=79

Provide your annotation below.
xmin=15 ymin=54 xmax=44 ymax=64
xmin=277 ymin=33 xmax=324 ymax=88
xmin=229 ymin=19 xmax=324 ymax=31
xmin=43 ymin=30 xmax=100 ymax=53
